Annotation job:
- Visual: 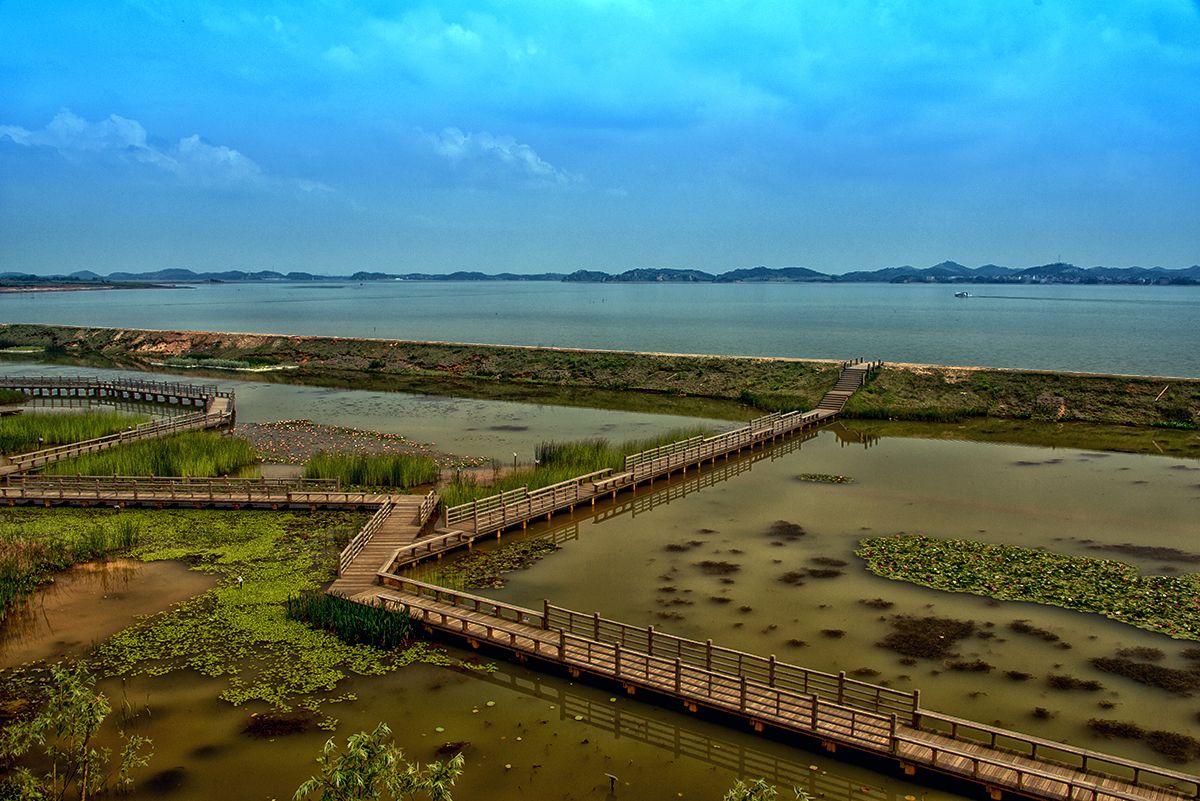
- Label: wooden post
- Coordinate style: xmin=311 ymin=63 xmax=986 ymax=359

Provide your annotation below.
xmin=739 ymin=676 xmax=747 ymax=711
xmin=593 ymin=612 xmax=601 ymax=640
xmin=705 ymin=639 xmax=713 ymax=671
xmin=810 ymin=695 xmax=819 ymax=730
xmin=911 ymin=689 xmax=921 ymax=727
xmin=542 ymin=599 xmax=550 ymax=629
xmin=837 ymin=671 xmax=846 ymax=705
xmin=768 ymin=654 xmax=776 ymax=687
xmin=614 ymin=643 xmax=622 ymax=676
xmin=675 ymin=658 xmax=682 ymax=693
xmin=646 ymin=625 xmax=654 ymax=654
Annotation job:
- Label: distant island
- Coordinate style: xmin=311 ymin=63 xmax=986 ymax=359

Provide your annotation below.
xmin=3 ymin=260 xmax=1199 ymax=288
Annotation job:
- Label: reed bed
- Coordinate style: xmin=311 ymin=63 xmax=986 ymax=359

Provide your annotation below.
xmin=0 ymin=518 xmax=141 ymax=622
xmin=43 ymin=431 xmax=258 ymax=477
xmin=0 ymin=388 xmax=26 ymax=405
xmin=285 ymin=590 xmax=411 ymax=649
xmin=0 ymin=410 xmax=149 ymax=454
xmin=302 ymin=452 xmax=439 ymax=489
xmin=441 ymin=426 xmax=712 ymax=507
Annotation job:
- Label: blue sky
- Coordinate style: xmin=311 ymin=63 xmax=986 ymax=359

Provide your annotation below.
xmin=2 ymin=1 xmax=1198 ymax=275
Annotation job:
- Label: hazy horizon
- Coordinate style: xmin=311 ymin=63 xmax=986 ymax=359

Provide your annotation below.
xmin=2 ymin=2 xmax=1198 ymax=276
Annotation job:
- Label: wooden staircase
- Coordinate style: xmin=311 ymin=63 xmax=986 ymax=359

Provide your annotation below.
xmin=816 ymin=360 xmax=880 ymax=413
xmin=329 ymin=495 xmax=430 ymax=597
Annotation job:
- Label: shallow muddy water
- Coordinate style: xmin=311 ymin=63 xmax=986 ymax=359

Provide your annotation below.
xmin=0 ymin=559 xmax=213 ymax=668
xmin=431 ymin=424 xmax=1200 ymax=767
xmin=92 ymin=659 xmax=965 ymax=801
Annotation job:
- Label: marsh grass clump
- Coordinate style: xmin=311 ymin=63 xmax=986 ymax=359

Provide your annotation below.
xmin=45 ymin=431 xmax=258 ymax=477
xmin=807 ymin=568 xmax=844 ymax=579
xmin=0 ymin=388 xmax=26 ymax=405
xmin=947 ymin=660 xmax=993 ymax=673
xmin=820 ymin=629 xmax=846 ymax=639
xmin=1005 ymin=671 xmax=1033 ymax=681
xmin=285 ymin=591 xmax=411 ymax=650
xmin=0 ymin=410 xmax=150 ymax=454
xmin=695 ymin=560 xmax=740 ymax=575
xmin=426 ymin=540 xmax=559 ymax=589
xmin=708 ymin=596 xmax=732 ymax=604
xmin=877 ymin=616 xmax=975 ymax=659
xmin=796 ymin=473 xmax=854 ymax=484
xmin=243 ymin=710 xmax=319 ymax=738
xmin=1046 ymin=674 xmax=1104 ymax=691
xmin=1032 ymin=707 xmax=1055 ymax=719
xmin=778 ymin=571 xmax=806 ymax=586
xmin=859 ymin=598 xmax=894 ymax=609
xmin=1089 ymin=657 xmax=1200 ymax=696
xmin=664 ymin=540 xmax=705 ymax=553
xmin=811 ymin=557 xmax=848 ymax=567
xmin=303 ymin=452 xmax=438 ymax=488
xmin=851 ymin=667 xmax=880 ymax=678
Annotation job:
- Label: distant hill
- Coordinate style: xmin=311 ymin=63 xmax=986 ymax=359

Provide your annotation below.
xmin=6 ymin=262 xmax=1199 ymax=286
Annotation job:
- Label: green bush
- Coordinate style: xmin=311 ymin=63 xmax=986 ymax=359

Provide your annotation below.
xmin=285 ymin=590 xmax=411 ymax=649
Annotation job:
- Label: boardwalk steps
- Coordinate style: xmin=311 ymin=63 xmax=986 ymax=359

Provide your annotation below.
xmin=368 ymin=577 xmax=1198 ymax=801
xmin=817 ymin=360 xmax=880 ymax=412
xmin=330 ymin=491 xmax=437 ymax=596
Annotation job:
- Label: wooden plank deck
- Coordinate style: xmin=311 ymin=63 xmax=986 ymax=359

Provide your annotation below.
xmin=364 ymin=578 xmax=1199 ymax=801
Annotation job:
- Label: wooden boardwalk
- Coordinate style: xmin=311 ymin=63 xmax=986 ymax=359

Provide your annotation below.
xmin=330 ymin=492 xmax=437 ymax=596
xmin=0 ymin=376 xmax=235 ymax=476
xmin=367 ymin=576 xmax=1198 ymax=801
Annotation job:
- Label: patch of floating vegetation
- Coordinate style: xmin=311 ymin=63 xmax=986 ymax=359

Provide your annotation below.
xmin=1089 ymin=656 xmax=1200 ymax=696
xmin=947 ymin=660 xmax=993 ymax=673
xmin=663 ymin=540 xmax=705 ymax=553
xmin=423 ymin=539 xmax=560 ymax=590
xmin=857 ymin=534 xmax=1200 ymax=640
xmin=1009 ymin=620 xmax=1061 ymax=642
xmin=1116 ymin=646 xmax=1165 ymax=661
xmin=820 ymin=629 xmax=846 ymax=639
xmin=243 ymin=709 xmax=321 ymax=738
xmin=795 ymin=473 xmax=855 ymax=484
xmin=1086 ymin=543 xmax=1200 ymax=564
xmin=767 ymin=520 xmax=806 ymax=541
xmin=1088 ymin=719 xmax=1200 ymax=763
xmin=1005 ymin=671 xmax=1034 ymax=681
xmin=1046 ymin=675 xmax=1104 ymax=691
xmin=694 ymin=560 xmax=740 ymax=575
xmin=859 ymin=598 xmax=895 ymax=609
xmin=876 ymin=615 xmax=975 ymax=659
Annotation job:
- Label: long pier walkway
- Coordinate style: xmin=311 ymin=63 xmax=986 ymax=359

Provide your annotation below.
xmin=368 ymin=576 xmax=1197 ymax=801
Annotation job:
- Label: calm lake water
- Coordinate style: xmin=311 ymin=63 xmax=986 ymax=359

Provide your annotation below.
xmin=4 ymin=281 xmax=1198 ymax=377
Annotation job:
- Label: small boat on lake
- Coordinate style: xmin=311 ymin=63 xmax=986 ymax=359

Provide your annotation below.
xmin=954 ymin=291 xmax=970 ymax=298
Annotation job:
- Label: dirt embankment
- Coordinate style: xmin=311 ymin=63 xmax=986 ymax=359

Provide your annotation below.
xmin=1 ymin=323 xmax=1196 ymax=429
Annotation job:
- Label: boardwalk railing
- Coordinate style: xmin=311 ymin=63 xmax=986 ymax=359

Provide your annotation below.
xmin=0 ymin=375 xmax=232 ymax=404
xmin=0 ymin=476 xmax=395 ymax=508
xmin=417 ymin=489 xmax=439 ymax=524
xmin=338 ymin=502 xmax=394 ymax=577
xmin=546 ymin=604 xmax=917 ymax=719
xmin=443 ymin=407 xmax=831 ymax=534
xmin=444 ymin=469 xmax=612 ymax=529
xmin=372 ymin=576 xmax=1200 ymax=801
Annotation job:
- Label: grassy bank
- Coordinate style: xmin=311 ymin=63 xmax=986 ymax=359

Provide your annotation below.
xmin=43 ymin=430 xmax=259 ymax=476
xmin=843 ymin=365 xmax=1199 ymax=428
xmin=0 ymin=324 xmax=840 ymax=416
xmin=0 ymin=508 xmax=454 ymax=710
xmin=0 ymin=410 xmax=149 ymax=454
xmin=441 ymin=427 xmax=712 ymax=506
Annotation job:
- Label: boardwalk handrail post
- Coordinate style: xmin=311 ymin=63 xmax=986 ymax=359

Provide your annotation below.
xmin=705 ymin=639 xmax=713 ymax=671
xmin=768 ymin=654 xmax=776 ymax=687
xmin=593 ymin=612 xmax=601 ymax=640
xmin=912 ymin=689 xmax=921 ymax=727
xmin=837 ymin=671 xmax=846 ymax=705
xmin=542 ymin=599 xmax=550 ymax=629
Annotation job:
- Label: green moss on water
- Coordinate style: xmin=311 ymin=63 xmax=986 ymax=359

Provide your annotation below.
xmin=1 ymin=509 xmax=456 ymax=710
xmin=857 ymin=534 xmax=1200 ymax=640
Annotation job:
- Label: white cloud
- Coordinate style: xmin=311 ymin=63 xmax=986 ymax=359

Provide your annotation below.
xmin=0 ymin=109 xmax=319 ymax=191
xmin=427 ymin=127 xmax=581 ymax=186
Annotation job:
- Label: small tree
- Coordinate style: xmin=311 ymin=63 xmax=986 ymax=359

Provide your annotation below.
xmin=724 ymin=779 xmax=815 ymax=801
xmin=0 ymin=662 xmax=152 ymax=801
xmin=293 ymin=723 xmax=464 ymax=801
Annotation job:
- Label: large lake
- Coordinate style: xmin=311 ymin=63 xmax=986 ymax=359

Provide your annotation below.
xmin=4 ymin=281 xmax=1198 ymax=377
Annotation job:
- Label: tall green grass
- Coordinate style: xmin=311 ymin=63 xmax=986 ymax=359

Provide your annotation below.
xmin=285 ymin=590 xmax=411 ymax=649
xmin=0 ymin=410 xmax=150 ymax=454
xmin=0 ymin=518 xmax=141 ymax=622
xmin=44 ymin=431 xmax=258 ymax=477
xmin=0 ymin=388 xmax=26 ymax=405
xmin=441 ymin=427 xmax=712 ymax=507
xmin=302 ymin=452 xmax=439 ymax=489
